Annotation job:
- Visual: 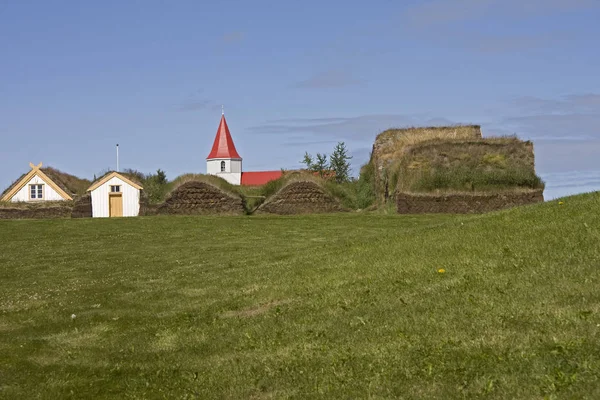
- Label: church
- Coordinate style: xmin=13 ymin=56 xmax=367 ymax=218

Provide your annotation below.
xmin=206 ymin=113 xmax=283 ymax=186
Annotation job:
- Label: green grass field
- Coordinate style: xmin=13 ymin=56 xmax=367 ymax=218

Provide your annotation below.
xmin=1 ymin=193 xmax=599 ymax=399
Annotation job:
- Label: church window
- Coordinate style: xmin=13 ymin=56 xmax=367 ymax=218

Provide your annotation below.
xmin=221 ymin=161 xmax=226 ymax=172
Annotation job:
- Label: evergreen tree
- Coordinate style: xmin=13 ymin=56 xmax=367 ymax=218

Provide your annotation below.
xmin=329 ymin=142 xmax=352 ymax=183
xmin=301 ymin=152 xmax=315 ymax=171
xmin=301 ymin=152 xmax=329 ymax=177
xmin=155 ymin=169 xmax=167 ymax=185
xmin=315 ymin=153 xmax=329 ymax=178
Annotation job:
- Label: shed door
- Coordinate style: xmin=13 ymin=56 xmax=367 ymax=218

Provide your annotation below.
xmin=109 ymin=194 xmax=123 ymax=217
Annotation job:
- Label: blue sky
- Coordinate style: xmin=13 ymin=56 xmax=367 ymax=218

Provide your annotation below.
xmin=1 ymin=0 xmax=599 ymax=200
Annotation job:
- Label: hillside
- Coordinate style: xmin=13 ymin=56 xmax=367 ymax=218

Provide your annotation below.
xmin=1 ymin=192 xmax=599 ymax=398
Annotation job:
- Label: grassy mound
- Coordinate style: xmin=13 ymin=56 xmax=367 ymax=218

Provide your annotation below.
xmin=156 ymin=174 xmax=246 ymax=215
xmin=370 ymin=125 xmax=482 ymax=201
xmin=257 ymin=173 xmax=347 ymax=214
xmin=1 ymin=192 xmax=599 ymax=398
xmin=43 ymin=167 xmax=91 ymax=196
xmin=396 ymin=137 xmax=544 ymax=193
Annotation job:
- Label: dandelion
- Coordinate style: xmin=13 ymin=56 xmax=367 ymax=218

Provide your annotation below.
xmin=558 ymin=201 xmax=564 ymax=205
xmin=437 ymin=268 xmax=446 ymax=273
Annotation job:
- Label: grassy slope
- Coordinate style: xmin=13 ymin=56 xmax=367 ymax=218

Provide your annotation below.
xmin=1 ymin=193 xmax=600 ymax=398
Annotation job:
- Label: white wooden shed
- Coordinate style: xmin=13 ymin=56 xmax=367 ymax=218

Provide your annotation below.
xmin=87 ymin=172 xmax=143 ymax=218
xmin=1 ymin=162 xmax=73 ymax=202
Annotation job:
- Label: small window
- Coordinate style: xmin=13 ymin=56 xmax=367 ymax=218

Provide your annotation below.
xmin=29 ymin=184 xmax=44 ymax=200
xmin=220 ymin=161 xmax=226 ymax=172
xmin=110 ymin=185 xmax=121 ymax=193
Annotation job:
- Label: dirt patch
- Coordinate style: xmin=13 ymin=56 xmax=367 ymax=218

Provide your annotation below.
xmin=156 ymin=180 xmax=245 ymax=215
xmin=71 ymin=194 xmax=92 ymax=218
xmin=257 ymin=180 xmax=345 ymax=215
xmin=222 ymin=300 xmax=291 ymax=318
xmin=396 ymin=189 xmax=544 ymax=214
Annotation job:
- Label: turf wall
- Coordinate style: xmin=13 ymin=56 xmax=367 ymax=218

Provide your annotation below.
xmin=396 ymin=189 xmax=544 ymax=214
xmin=0 ymin=202 xmax=73 ymax=219
xmin=156 ymin=181 xmax=246 ymax=215
xmin=257 ymin=180 xmax=345 ymax=215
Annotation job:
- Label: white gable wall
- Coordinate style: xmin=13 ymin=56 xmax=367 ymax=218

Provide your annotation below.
xmin=90 ymin=176 xmax=140 ymax=217
xmin=10 ymin=174 xmax=66 ymax=202
xmin=207 ymin=158 xmax=242 ymax=185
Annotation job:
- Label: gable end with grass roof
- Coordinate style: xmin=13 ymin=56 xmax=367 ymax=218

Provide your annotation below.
xmin=1 ymin=162 xmax=78 ymax=202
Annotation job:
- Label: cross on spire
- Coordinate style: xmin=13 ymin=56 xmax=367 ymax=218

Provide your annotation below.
xmin=222 ymin=105 xmax=224 ymax=115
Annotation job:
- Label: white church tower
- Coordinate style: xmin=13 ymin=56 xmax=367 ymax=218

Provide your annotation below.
xmin=206 ymin=111 xmax=242 ymax=185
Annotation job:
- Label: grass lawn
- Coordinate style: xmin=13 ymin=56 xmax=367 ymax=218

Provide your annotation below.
xmin=1 ymin=193 xmax=599 ymax=399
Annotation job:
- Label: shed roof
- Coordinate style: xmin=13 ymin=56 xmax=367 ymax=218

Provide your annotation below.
xmin=87 ymin=171 xmax=143 ymax=192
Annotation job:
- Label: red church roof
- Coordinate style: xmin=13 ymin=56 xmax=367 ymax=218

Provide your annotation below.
xmin=241 ymin=171 xmax=283 ymax=186
xmin=207 ymin=114 xmax=241 ymax=159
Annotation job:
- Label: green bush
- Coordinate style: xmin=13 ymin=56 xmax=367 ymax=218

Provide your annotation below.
xmin=354 ymin=162 xmax=376 ymax=209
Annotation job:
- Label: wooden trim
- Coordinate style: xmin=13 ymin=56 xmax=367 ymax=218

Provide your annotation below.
xmin=87 ymin=172 xmax=143 ymax=192
xmin=36 ymin=169 xmax=72 ymax=200
xmin=1 ymin=162 xmax=72 ymax=201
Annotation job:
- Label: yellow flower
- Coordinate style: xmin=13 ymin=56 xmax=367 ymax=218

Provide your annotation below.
xmin=558 ymin=201 xmax=564 ymax=205
xmin=437 ymin=268 xmax=446 ymax=273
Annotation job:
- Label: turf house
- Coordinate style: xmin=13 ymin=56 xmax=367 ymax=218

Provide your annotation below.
xmin=2 ymin=162 xmax=80 ymax=202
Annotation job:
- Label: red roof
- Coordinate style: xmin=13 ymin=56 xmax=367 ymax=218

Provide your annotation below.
xmin=207 ymin=115 xmax=241 ymax=159
xmin=241 ymin=171 xmax=283 ymax=186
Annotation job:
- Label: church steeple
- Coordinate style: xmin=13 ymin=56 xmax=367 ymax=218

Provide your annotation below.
xmin=206 ymin=113 xmax=241 ymax=160
xmin=206 ymin=112 xmax=243 ymax=185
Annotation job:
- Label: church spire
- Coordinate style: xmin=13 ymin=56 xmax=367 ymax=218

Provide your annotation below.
xmin=206 ymin=113 xmax=241 ymax=160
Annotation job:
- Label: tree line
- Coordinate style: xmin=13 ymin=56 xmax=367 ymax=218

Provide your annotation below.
xmin=300 ymin=141 xmax=352 ymax=184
